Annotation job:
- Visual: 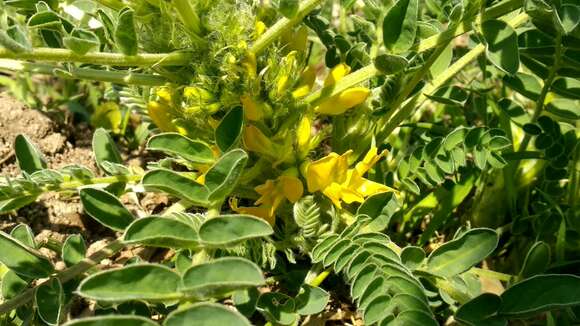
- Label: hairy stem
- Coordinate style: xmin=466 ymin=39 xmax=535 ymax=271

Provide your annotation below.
xmin=0 ymin=48 xmax=193 ymax=66
xmin=250 ymin=0 xmax=326 ymax=55
xmin=0 ymin=59 xmax=169 ymax=86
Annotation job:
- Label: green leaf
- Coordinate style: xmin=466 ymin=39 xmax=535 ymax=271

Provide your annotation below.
xmin=35 ymin=278 xmax=63 ymax=325
xmin=14 ymin=134 xmax=46 ymax=174
xmin=278 ymin=0 xmax=299 ymax=18
xmin=0 ymin=196 xmax=38 ymax=214
xmin=123 ymin=216 xmax=199 ymax=249
xmin=382 ymin=0 xmax=418 ymax=53
xmin=426 ymin=228 xmax=498 ymax=277
xmin=556 ymin=4 xmax=580 ymax=34
xmin=92 ymin=128 xmax=122 ymax=171
xmin=164 ymin=303 xmax=251 ymax=326
xmin=147 ymin=133 xmax=215 ymax=164
xmin=1 ymin=25 xmax=31 ymax=53
xmin=357 ymin=192 xmax=400 ymax=232
xmin=180 ymin=257 xmax=264 ymax=299
xmin=547 ymin=98 xmax=580 ymax=120
xmin=215 ymin=107 xmax=244 ymax=153
xmin=295 ymin=285 xmax=330 ymax=315
xmin=257 ymin=292 xmax=298 ymax=326
xmin=393 ymin=310 xmax=438 ymax=326
xmin=1 ymin=270 xmax=29 ymax=299
xmin=63 ymin=316 xmax=158 ymax=326
xmin=198 ymin=214 xmax=273 ymax=247
xmin=63 ymin=28 xmax=99 ymax=55
xmin=62 ymin=234 xmax=86 ymax=267
xmin=456 ymin=293 xmax=502 ymax=325
xmin=10 ymin=224 xmax=36 ymax=248
xmin=400 ymin=246 xmax=425 ymax=270
xmin=374 ymin=54 xmax=409 ymax=74
xmin=115 ymin=8 xmax=138 ymax=55
xmin=27 ymin=11 xmax=61 ymax=29
xmin=142 ymin=169 xmax=209 ymax=206
xmin=503 ymin=73 xmax=542 ymax=100
xmin=79 ymin=188 xmax=134 ymax=231
xmin=500 ymin=274 xmax=580 ymax=317
xmin=482 ymin=19 xmax=520 ymax=75
xmin=204 ymin=149 xmax=248 ymax=203
xmin=78 ymin=264 xmax=181 ymax=301
xmin=520 ymin=241 xmax=551 ymax=278
xmin=0 ymin=231 xmax=53 ymax=279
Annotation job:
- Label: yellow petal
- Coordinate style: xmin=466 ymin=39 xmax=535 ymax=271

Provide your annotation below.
xmin=235 ymin=206 xmax=274 ymax=225
xmin=305 ymin=150 xmax=352 ymax=192
xmin=322 ymin=183 xmax=344 ymax=208
xmin=156 ymin=87 xmax=173 ymax=103
xmin=292 ymin=66 xmax=317 ymax=98
xmin=316 ymin=87 xmax=370 ymax=115
xmin=147 ymin=101 xmax=176 ymax=132
xmin=255 ymin=21 xmax=266 ymax=39
xmin=355 ymin=146 xmax=388 ymax=175
xmin=241 ymin=52 xmax=257 ymax=78
xmin=279 ymin=176 xmax=304 ymax=203
xmin=241 ymin=95 xmax=264 ymax=121
xmin=243 ymin=125 xmax=274 ymax=155
xmin=296 ymin=116 xmax=311 ymax=150
xmin=324 ymin=63 xmax=351 ymax=87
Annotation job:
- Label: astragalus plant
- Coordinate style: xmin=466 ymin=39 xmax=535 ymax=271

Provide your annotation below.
xmin=0 ymin=0 xmax=579 ymax=324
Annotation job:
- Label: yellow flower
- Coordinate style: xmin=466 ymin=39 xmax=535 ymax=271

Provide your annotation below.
xmin=305 ymin=146 xmax=396 ymax=208
xmin=324 ymin=63 xmax=350 ymax=87
xmin=232 ymin=175 xmax=304 ymax=225
xmin=243 ymin=125 xmax=275 ymax=156
xmin=254 ymin=21 xmax=267 ymax=39
xmin=240 ymin=95 xmax=265 ymax=121
xmin=296 ymin=115 xmax=312 ymax=153
xmin=292 ymin=66 xmax=316 ymax=99
xmin=147 ymin=101 xmax=177 ymax=133
xmin=316 ymin=87 xmax=370 ymax=115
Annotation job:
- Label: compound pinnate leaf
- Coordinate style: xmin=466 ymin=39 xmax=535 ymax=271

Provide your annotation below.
xmin=79 ymin=188 xmax=134 ymax=231
xmin=180 ymin=257 xmax=264 ymax=299
xmin=204 ymin=149 xmax=248 ymax=203
xmin=35 ymin=278 xmax=63 ymax=325
xmin=456 ymin=293 xmax=502 ymax=325
xmin=426 ymin=228 xmax=498 ymax=277
xmin=115 ymin=8 xmax=138 ymax=55
xmin=295 ymin=285 xmax=330 ymax=315
xmin=142 ymin=169 xmax=209 ymax=206
xmin=164 ymin=303 xmax=251 ymax=326
xmin=63 ymin=316 xmax=158 ymax=326
xmin=0 ymin=231 xmax=53 ymax=279
xmin=482 ymin=19 xmax=520 ymax=75
xmin=14 ymin=134 xmax=46 ymax=174
xmin=499 ymin=274 xmax=580 ymax=317
xmin=78 ymin=264 xmax=181 ymax=301
xmin=215 ymin=106 xmax=244 ymax=152
xmin=62 ymin=234 xmax=86 ymax=267
xmin=92 ymin=128 xmax=122 ymax=171
xmin=123 ymin=216 xmax=199 ymax=249
xmin=147 ymin=133 xmax=215 ymax=164
xmin=382 ymin=0 xmax=418 ymax=53
xmin=198 ymin=214 xmax=273 ymax=247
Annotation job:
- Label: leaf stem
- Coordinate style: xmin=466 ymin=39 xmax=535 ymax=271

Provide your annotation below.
xmin=250 ymin=0 xmax=326 ymax=55
xmin=0 ymin=239 xmax=125 ymax=315
xmin=0 ymin=59 xmax=169 ymax=86
xmin=0 ymin=48 xmax=193 ymax=66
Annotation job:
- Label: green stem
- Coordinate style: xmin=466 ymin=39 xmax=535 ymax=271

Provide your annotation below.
xmin=517 ymin=32 xmax=563 ymax=152
xmin=250 ymin=0 xmax=326 ymax=55
xmin=307 ymin=268 xmax=331 ymax=287
xmin=0 ymin=240 xmax=125 ymax=315
xmin=0 ymin=59 xmax=169 ymax=86
xmin=0 ymin=48 xmax=193 ymax=66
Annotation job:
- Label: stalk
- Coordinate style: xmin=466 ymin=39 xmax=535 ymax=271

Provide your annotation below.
xmin=0 ymin=48 xmax=193 ymax=66
xmin=250 ymin=0 xmax=326 ymax=55
xmin=0 ymin=59 xmax=169 ymax=86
